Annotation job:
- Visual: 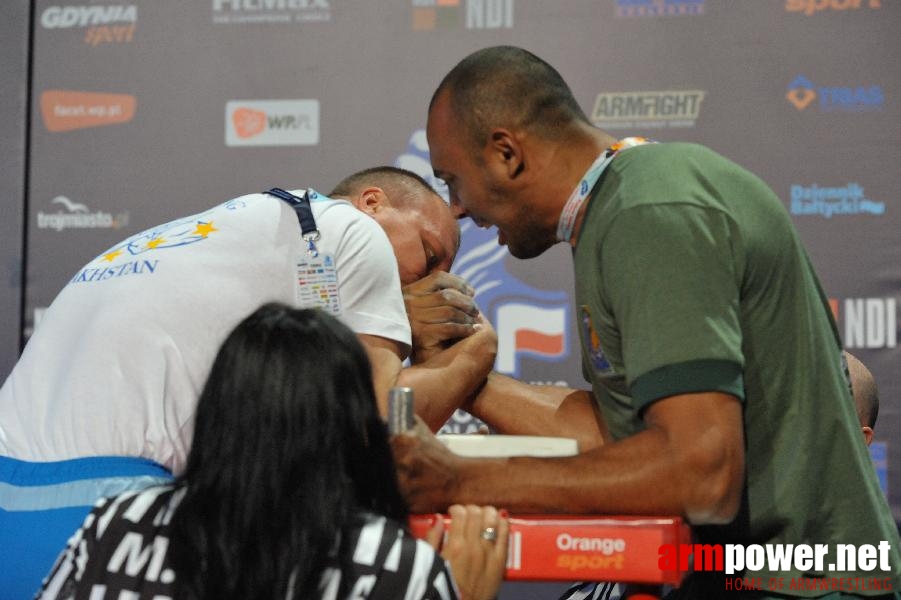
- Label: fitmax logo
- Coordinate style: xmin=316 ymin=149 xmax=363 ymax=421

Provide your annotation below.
xmin=787 ymin=76 xmax=883 ymax=112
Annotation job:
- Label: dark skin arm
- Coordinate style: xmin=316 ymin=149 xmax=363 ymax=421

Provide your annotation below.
xmin=463 ymin=372 xmax=609 ymax=452
xmin=403 ymin=272 xmax=609 ymax=450
xmin=392 ymin=391 xmax=745 ymax=524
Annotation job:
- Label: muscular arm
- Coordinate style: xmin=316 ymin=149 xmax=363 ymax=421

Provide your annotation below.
xmin=394 ymin=391 xmax=745 ymax=524
xmin=465 ymin=372 xmax=609 ymax=452
xmin=360 ymin=319 xmax=497 ymax=432
xmin=403 ymin=271 xmax=480 ymax=364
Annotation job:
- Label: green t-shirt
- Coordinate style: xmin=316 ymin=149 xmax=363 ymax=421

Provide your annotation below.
xmin=573 ymin=142 xmax=900 ymax=594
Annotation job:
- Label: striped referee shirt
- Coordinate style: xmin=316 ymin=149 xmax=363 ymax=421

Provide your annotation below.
xmin=38 ymin=485 xmax=459 ymax=600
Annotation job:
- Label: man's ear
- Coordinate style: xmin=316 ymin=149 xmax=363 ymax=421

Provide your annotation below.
xmin=862 ymin=426 xmax=873 ymax=447
xmin=488 ymin=129 xmax=524 ymax=180
xmin=350 ymin=186 xmax=390 ymax=215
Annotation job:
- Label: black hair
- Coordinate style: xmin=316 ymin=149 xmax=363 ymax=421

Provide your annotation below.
xmin=168 ymin=303 xmax=407 ymax=599
xmin=430 ymin=45 xmax=591 ymax=148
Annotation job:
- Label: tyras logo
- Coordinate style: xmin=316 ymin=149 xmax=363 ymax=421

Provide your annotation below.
xmin=787 ymin=75 xmax=883 ymax=112
xmin=395 ymin=130 xmax=570 ymax=377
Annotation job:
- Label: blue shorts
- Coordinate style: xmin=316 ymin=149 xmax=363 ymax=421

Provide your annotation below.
xmin=0 ymin=455 xmax=173 ymax=599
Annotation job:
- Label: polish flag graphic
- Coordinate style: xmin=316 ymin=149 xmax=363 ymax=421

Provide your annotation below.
xmin=496 ymin=303 xmax=567 ymax=375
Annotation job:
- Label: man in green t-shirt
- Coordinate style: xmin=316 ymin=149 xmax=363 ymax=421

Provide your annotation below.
xmin=391 ymin=45 xmax=901 ymax=598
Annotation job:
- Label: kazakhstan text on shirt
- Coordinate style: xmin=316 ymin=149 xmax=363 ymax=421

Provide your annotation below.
xmin=70 ymin=260 xmax=158 ymax=284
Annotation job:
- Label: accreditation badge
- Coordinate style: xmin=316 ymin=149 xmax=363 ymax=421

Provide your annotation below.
xmin=295 ymin=253 xmax=341 ymax=315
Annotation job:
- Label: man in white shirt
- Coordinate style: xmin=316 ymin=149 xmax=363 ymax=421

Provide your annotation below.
xmin=0 ymin=166 xmax=496 ymax=598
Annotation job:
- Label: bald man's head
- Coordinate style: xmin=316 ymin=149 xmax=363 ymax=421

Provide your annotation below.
xmin=845 ymin=351 xmax=879 ymax=446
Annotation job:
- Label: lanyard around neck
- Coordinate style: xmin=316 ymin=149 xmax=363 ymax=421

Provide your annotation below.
xmin=265 ymin=187 xmax=322 ymax=257
xmin=556 ymin=137 xmax=655 ymax=244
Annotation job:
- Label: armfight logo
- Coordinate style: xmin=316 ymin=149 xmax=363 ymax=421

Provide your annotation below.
xmin=591 ymin=90 xmax=705 ymax=130
xmin=614 ymin=0 xmax=705 ymax=18
xmin=787 ymin=75 xmax=883 ymax=112
xmin=212 ymin=0 xmax=331 ymax=24
xmin=411 ymin=0 xmax=513 ymax=31
xmin=225 ymin=100 xmax=319 ymax=146
xmin=36 ymin=196 xmax=129 ymax=232
xmin=40 ymin=5 xmax=137 ymax=46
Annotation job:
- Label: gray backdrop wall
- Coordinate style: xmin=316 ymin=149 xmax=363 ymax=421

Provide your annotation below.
xmin=2 ymin=2 xmax=899 ymax=593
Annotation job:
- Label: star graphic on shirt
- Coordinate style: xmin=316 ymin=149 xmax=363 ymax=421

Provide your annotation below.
xmin=101 ymin=249 xmax=123 ymax=262
xmin=146 ymin=237 xmax=165 ymax=249
xmin=193 ymin=221 xmax=218 ymax=238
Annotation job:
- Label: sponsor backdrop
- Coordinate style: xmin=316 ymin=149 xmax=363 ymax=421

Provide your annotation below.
xmin=3 ymin=1 xmax=899 ymax=593
xmin=0 ymin=0 xmax=30 ymax=380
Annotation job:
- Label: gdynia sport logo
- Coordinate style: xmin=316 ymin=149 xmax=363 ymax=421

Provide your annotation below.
xmin=659 ymin=541 xmax=895 ymax=593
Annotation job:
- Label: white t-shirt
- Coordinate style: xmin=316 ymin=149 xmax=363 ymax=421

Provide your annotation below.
xmin=0 ymin=191 xmax=410 ymax=474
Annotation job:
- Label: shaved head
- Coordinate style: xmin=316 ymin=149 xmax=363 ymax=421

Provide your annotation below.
xmin=430 ymin=45 xmax=590 ymax=150
xmin=845 ymin=351 xmax=879 ymax=429
xmin=330 ymin=166 xmax=439 ymax=210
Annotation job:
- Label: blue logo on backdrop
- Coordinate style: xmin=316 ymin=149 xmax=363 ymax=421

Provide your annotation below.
xmin=394 ymin=130 xmax=571 ymax=378
xmin=614 ymin=0 xmax=705 ymax=17
xmin=787 ymin=75 xmax=883 ymax=112
xmin=789 ymin=182 xmax=885 ymax=218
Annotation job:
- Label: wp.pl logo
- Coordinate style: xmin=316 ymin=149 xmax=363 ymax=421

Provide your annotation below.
xmin=225 ymin=100 xmax=319 ymax=147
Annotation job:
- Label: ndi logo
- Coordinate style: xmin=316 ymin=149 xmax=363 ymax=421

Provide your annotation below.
xmin=790 ymin=183 xmax=885 ymax=218
xmin=787 ymin=75 xmax=883 ymax=112
xmin=830 ymin=298 xmax=896 ymax=349
xmin=615 ymin=0 xmax=704 ymax=17
xmin=412 ymin=0 xmax=513 ymax=31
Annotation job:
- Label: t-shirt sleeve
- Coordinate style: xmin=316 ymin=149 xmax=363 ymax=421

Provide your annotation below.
xmin=330 ymin=208 xmax=412 ymax=355
xmin=600 ymin=203 xmax=745 ymax=412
